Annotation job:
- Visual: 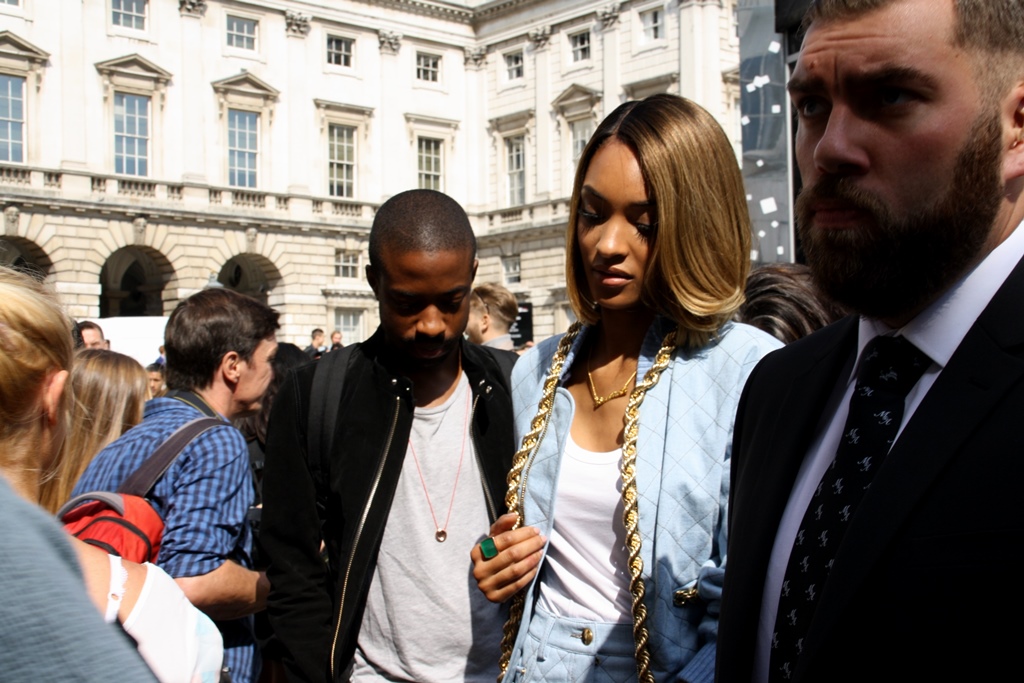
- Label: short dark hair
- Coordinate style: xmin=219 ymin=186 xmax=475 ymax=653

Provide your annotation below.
xmin=472 ymin=282 xmax=519 ymax=328
xmin=311 ymin=328 xmax=324 ymax=339
xmin=805 ymin=0 xmax=1024 ymax=101
xmin=164 ymin=288 xmax=280 ymax=392
xmin=368 ymin=189 xmax=476 ymax=272
xmin=145 ymin=363 xmax=164 ymax=376
xmin=736 ymin=263 xmax=848 ymax=344
xmin=77 ymin=320 xmax=105 ymax=339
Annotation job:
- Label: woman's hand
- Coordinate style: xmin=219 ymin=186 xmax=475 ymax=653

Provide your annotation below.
xmin=471 ymin=512 xmax=546 ymax=603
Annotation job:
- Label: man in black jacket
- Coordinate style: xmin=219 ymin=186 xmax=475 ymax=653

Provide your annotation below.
xmin=262 ymin=190 xmax=516 ymax=683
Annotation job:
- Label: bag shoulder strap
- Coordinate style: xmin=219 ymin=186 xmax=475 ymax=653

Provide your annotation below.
xmin=307 ymin=345 xmax=356 ymax=480
xmin=117 ymin=417 xmax=225 ymax=497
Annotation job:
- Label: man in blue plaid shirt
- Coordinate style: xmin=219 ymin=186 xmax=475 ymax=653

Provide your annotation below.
xmin=74 ymin=288 xmax=279 ymax=683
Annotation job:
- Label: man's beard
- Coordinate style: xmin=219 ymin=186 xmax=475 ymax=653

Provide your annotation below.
xmin=795 ymin=112 xmax=1004 ymax=321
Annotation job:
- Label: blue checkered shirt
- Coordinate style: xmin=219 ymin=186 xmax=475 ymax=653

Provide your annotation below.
xmin=72 ymin=397 xmax=258 ymax=682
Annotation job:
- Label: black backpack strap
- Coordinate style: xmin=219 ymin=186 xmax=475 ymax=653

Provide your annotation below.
xmin=117 ymin=417 xmax=225 ymax=497
xmin=307 ymin=345 xmax=355 ymax=487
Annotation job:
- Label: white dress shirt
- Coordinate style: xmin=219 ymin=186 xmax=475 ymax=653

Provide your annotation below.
xmin=752 ymin=221 xmax=1024 ymax=683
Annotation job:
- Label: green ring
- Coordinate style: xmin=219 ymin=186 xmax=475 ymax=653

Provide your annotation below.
xmin=480 ymin=536 xmax=498 ymax=560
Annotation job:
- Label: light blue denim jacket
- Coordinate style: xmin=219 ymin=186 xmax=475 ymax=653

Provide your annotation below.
xmin=507 ymin=318 xmax=781 ymax=683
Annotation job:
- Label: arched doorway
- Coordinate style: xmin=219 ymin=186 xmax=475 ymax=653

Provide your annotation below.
xmin=0 ymin=237 xmax=52 ymax=279
xmin=100 ymin=246 xmax=175 ymax=317
xmin=217 ymin=254 xmax=282 ymax=305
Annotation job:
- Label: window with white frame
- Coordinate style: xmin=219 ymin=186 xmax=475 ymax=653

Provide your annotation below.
xmin=417 ymin=137 xmax=443 ymax=191
xmin=502 ymin=255 xmax=521 ymax=285
xmin=112 ymin=0 xmax=146 ymax=29
xmin=569 ymin=31 xmax=591 ymax=62
xmin=640 ymin=8 xmax=663 ymax=42
xmin=228 ymin=109 xmax=258 ymax=188
xmin=570 ymin=119 xmax=592 ymax=162
xmin=114 ymin=93 xmax=149 ymax=176
xmin=0 ymin=1 xmax=19 ymax=5
xmin=505 ymin=51 xmax=524 ymax=80
xmin=334 ymin=308 xmax=363 ymax=343
xmin=328 ymin=124 xmax=355 ymax=198
xmin=334 ymin=250 xmax=359 ymax=278
xmin=327 ymin=36 xmax=353 ymax=67
xmin=505 ymin=135 xmax=525 ymax=206
xmin=0 ymin=75 xmax=25 ymax=163
xmin=416 ymin=53 xmax=440 ymax=82
xmin=227 ymin=16 xmax=257 ymax=50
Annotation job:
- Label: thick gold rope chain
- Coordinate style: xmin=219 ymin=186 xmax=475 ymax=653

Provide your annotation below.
xmin=497 ymin=323 xmax=677 ymax=683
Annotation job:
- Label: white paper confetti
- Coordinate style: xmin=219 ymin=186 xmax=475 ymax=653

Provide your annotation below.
xmin=758 ymin=230 xmax=766 ymax=238
xmin=771 ymin=220 xmax=780 ymax=228
xmin=746 ymin=194 xmax=753 ymax=201
xmin=756 ymin=159 xmax=765 ymax=167
xmin=760 ymin=197 xmax=778 ymax=214
xmin=771 ymin=104 xmax=782 ymax=114
xmin=776 ymin=245 xmax=785 ymax=255
xmin=741 ymin=115 xmax=751 ymax=125
xmin=751 ymin=249 xmax=760 ymax=260
xmin=746 ymin=83 xmax=757 ymax=93
xmin=768 ymin=41 xmax=781 ymax=54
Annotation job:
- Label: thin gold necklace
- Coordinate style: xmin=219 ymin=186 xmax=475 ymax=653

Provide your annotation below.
xmin=586 ymin=343 xmax=637 ymax=408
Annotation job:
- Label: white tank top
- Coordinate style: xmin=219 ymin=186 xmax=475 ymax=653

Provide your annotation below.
xmin=536 ymin=434 xmax=632 ymax=623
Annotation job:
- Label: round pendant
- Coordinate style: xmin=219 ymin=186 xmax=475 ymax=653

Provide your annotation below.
xmin=435 ymin=529 xmax=447 ymax=543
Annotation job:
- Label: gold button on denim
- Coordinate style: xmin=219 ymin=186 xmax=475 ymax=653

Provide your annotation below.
xmin=581 ymin=628 xmax=593 ymax=646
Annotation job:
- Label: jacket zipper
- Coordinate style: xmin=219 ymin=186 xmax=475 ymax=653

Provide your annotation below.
xmin=470 ymin=389 xmax=499 ymax=521
xmin=329 ymin=394 xmax=401 ymax=679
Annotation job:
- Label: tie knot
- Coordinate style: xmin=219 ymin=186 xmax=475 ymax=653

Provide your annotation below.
xmin=856 ymin=335 xmax=931 ymax=398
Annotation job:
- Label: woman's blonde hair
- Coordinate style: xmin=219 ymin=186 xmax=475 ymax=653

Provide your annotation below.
xmin=0 ymin=266 xmax=74 ymax=490
xmin=566 ymin=93 xmax=751 ymax=348
xmin=40 ymin=348 xmax=149 ymax=514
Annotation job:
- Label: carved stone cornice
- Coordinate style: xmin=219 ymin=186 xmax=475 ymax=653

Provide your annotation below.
xmin=527 ymin=26 xmax=551 ymax=49
xmin=378 ymin=30 xmax=402 ymax=55
xmin=284 ymin=10 xmax=311 ymax=37
xmin=597 ymin=3 xmax=621 ymax=30
xmin=178 ymin=0 xmax=207 ymax=17
xmin=464 ymin=46 xmax=486 ymax=68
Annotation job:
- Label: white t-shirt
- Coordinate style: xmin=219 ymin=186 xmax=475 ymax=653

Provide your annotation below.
xmin=537 ymin=434 xmax=632 ymax=623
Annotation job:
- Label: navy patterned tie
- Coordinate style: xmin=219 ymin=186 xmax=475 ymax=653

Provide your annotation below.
xmin=768 ymin=335 xmax=931 ymax=681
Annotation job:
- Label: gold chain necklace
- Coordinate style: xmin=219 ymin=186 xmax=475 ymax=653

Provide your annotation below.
xmin=587 ymin=344 xmax=637 ymax=408
xmin=498 ymin=321 xmax=677 ymax=683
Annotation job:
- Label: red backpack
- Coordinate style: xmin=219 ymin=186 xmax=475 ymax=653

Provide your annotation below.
xmin=58 ymin=417 xmax=223 ymax=563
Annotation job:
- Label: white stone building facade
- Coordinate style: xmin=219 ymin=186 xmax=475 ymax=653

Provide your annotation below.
xmin=0 ymin=0 xmax=740 ymax=346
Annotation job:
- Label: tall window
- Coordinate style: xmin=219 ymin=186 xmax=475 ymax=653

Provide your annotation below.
xmin=417 ymin=137 xmax=443 ymax=190
xmin=227 ymin=16 xmax=257 ymax=50
xmin=329 ymin=124 xmax=355 ymax=198
xmin=502 ymin=255 xmax=521 ymax=285
xmin=334 ymin=308 xmax=363 ymax=343
xmin=114 ymin=93 xmax=149 ymax=176
xmin=0 ymin=1 xmax=19 ymax=5
xmin=416 ymin=53 xmax=440 ymax=82
xmin=640 ymin=8 xmax=663 ymax=41
xmin=505 ymin=135 xmax=525 ymax=206
xmin=327 ymin=36 xmax=353 ymax=67
xmin=334 ymin=250 xmax=359 ymax=278
xmin=228 ymin=109 xmax=258 ymax=188
xmin=570 ymin=31 xmax=591 ymax=62
xmin=570 ymin=119 xmax=593 ymax=162
xmin=0 ymin=75 xmax=24 ymax=163
xmin=505 ymin=51 xmax=524 ymax=80
xmin=112 ymin=0 xmax=146 ymax=30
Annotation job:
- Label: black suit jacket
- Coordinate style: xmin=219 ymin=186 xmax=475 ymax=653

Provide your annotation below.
xmin=717 ymin=256 xmax=1024 ymax=682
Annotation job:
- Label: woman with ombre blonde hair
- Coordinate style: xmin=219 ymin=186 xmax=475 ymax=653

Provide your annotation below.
xmin=39 ymin=348 xmax=149 ymax=514
xmin=471 ymin=94 xmax=781 ymax=683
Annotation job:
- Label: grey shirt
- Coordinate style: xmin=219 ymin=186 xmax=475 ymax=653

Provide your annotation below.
xmin=350 ymin=373 xmax=505 ymax=682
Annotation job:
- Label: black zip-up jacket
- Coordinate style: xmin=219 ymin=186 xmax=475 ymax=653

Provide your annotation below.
xmin=261 ymin=330 xmax=515 ymax=682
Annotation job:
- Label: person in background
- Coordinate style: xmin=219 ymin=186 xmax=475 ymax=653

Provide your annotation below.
xmin=329 ymin=330 xmax=343 ymax=351
xmin=146 ymin=362 xmax=166 ymax=398
xmin=466 ymin=282 xmax=519 ymax=351
xmin=736 ymin=263 xmax=847 ymax=345
xmin=0 ymin=265 xmax=222 ymax=682
xmin=73 ymin=288 xmax=279 ymax=683
xmin=304 ymin=328 xmax=326 ymax=359
xmin=472 ymin=94 xmax=780 ymax=683
xmin=39 ymin=349 xmax=149 ymax=515
xmin=78 ymin=320 xmax=110 ymax=350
